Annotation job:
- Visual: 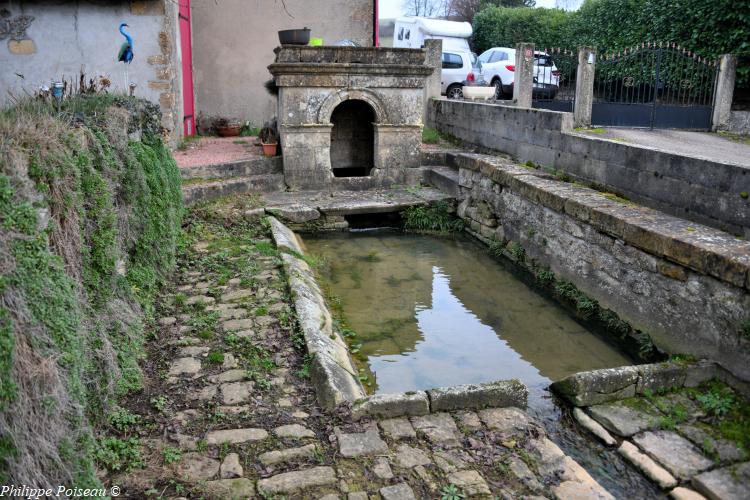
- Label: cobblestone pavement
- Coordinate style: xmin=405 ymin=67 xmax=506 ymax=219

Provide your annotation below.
xmin=108 ymin=208 xmax=611 ymax=499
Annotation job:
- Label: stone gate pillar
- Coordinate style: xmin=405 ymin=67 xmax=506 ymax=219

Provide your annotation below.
xmin=423 ymin=39 xmax=443 ymax=124
xmin=574 ymin=47 xmax=596 ymax=128
xmin=712 ymin=54 xmax=737 ymax=131
xmin=513 ymin=42 xmax=535 ymax=108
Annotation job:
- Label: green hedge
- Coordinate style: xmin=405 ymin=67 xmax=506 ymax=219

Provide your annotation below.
xmin=472 ymin=0 xmax=750 ymax=88
xmin=0 ymin=95 xmax=182 ymax=487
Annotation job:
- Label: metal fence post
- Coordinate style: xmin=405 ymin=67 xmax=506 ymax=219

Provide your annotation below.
xmin=712 ymin=54 xmax=737 ymax=131
xmin=574 ymin=47 xmax=596 ymax=127
xmin=513 ymin=42 xmax=535 ymax=108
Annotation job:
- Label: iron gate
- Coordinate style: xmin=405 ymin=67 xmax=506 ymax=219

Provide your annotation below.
xmin=532 ymin=48 xmax=577 ymax=113
xmin=592 ymin=42 xmax=718 ymax=129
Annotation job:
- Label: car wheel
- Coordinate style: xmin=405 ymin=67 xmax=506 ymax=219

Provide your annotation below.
xmin=493 ymin=80 xmax=503 ymax=99
xmin=447 ymin=85 xmax=463 ymax=99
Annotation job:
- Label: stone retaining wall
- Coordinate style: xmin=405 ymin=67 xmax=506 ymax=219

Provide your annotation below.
xmin=445 ymin=151 xmax=750 ymax=381
xmin=428 ymin=99 xmax=750 ymax=237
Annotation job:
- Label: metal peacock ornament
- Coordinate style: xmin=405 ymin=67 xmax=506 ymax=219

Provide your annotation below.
xmin=118 ymin=22 xmax=134 ymax=90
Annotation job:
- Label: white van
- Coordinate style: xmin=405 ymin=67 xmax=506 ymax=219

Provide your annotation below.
xmin=392 ymin=17 xmax=472 ymax=52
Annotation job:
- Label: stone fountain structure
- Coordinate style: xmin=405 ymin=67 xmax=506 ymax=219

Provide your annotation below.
xmin=268 ymin=45 xmax=435 ymax=191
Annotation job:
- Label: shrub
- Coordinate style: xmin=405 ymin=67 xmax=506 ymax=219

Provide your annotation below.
xmin=472 ymin=1 xmax=750 ymax=89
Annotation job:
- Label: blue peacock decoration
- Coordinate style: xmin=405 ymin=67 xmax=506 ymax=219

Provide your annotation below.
xmin=118 ymin=22 xmax=134 ymax=89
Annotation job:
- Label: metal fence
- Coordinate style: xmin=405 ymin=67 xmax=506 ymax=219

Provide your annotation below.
xmin=532 ymin=47 xmax=577 ymax=112
xmin=592 ymin=42 xmax=718 ymax=129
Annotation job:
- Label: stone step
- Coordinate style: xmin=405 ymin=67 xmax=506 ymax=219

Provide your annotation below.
xmin=424 ymin=165 xmax=459 ymax=197
xmin=180 ymin=156 xmax=282 ymax=180
xmin=182 ymin=174 xmax=286 ymax=205
xmin=420 ymin=148 xmax=462 ymax=167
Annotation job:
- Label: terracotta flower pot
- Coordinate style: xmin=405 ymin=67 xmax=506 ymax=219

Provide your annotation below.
xmin=217 ymin=124 xmax=241 ymax=137
xmin=262 ymin=142 xmax=278 ymax=157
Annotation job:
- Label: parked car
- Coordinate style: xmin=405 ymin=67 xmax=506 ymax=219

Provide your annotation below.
xmin=477 ymin=47 xmax=560 ymax=99
xmin=442 ymin=50 xmax=480 ymax=99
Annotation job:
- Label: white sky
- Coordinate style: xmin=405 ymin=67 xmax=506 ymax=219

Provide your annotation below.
xmin=379 ymin=0 xmax=557 ymax=19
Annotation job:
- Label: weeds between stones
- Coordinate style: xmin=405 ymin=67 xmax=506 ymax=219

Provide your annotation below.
xmin=402 ymin=201 xmax=464 ymax=234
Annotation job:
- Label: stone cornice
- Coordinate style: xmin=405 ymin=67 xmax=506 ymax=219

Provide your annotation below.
xmin=268 ymin=62 xmax=434 ymax=78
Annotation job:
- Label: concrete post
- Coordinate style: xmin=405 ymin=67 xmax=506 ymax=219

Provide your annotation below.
xmin=423 ymin=39 xmax=443 ymax=125
xmin=712 ymin=54 xmax=737 ymax=131
xmin=574 ymin=47 xmax=596 ymax=128
xmin=512 ymin=42 xmax=534 ymax=108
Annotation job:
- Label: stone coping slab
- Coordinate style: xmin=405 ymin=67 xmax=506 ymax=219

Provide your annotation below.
xmin=263 ymin=187 xmax=452 ymax=220
xmin=274 ymin=45 xmax=428 ymax=66
xmin=352 ymin=380 xmax=528 ymax=421
xmin=270 ymin=217 xmax=532 ymax=418
xmin=448 ymin=151 xmax=750 ymax=290
xmin=269 ymin=217 xmax=366 ymax=409
xmin=551 ymin=361 xmax=726 ymax=407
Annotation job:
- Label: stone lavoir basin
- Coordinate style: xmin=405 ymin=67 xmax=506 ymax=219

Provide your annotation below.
xmin=303 ymin=230 xmax=634 ymax=405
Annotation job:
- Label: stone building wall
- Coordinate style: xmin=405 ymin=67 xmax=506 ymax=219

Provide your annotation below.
xmin=444 ymin=152 xmax=750 ymax=381
xmin=0 ymin=0 xmax=182 ymax=144
xmin=191 ymin=0 xmax=374 ymax=128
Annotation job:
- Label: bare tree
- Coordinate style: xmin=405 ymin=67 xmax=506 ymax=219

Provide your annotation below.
xmin=444 ymin=0 xmax=482 ymax=21
xmin=404 ymin=0 xmax=450 ymax=17
xmin=445 ymin=0 xmax=536 ymax=22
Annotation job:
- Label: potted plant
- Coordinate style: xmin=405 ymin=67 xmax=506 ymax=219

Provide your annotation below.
xmin=215 ymin=117 xmax=242 ymax=137
xmin=259 ymin=121 xmax=279 ymax=157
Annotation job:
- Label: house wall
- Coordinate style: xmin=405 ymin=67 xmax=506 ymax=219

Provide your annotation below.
xmin=0 ymin=0 xmax=182 ymax=144
xmin=191 ymin=0 xmax=374 ymax=128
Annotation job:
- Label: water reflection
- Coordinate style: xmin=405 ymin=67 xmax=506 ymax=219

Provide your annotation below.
xmin=304 ymin=231 xmax=632 ymax=400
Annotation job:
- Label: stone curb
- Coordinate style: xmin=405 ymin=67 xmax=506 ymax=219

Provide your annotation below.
xmin=428 ymin=380 xmax=528 ymax=412
xmin=447 ymin=151 xmax=750 ymax=291
xmin=550 ymin=360 xmax=730 ymax=407
xmin=179 ymin=156 xmax=282 ymax=180
xmin=352 ymin=380 xmax=528 ymax=421
xmin=268 ymin=217 xmax=366 ymax=409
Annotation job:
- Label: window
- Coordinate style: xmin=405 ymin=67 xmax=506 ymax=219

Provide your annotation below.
xmin=535 ymin=55 xmax=554 ymax=67
xmin=405 ymin=29 xmax=410 ymax=40
xmin=489 ymin=51 xmax=507 ymax=63
xmin=478 ymin=51 xmax=491 ymax=63
xmin=442 ymin=53 xmax=463 ymax=69
xmin=397 ymin=27 xmax=404 ymax=41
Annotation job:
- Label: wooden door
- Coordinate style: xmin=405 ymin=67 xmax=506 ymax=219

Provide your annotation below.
xmin=179 ymin=0 xmax=195 ymax=136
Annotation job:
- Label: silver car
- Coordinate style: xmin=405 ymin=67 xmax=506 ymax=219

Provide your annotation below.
xmin=441 ymin=50 xmax=479 ymax=99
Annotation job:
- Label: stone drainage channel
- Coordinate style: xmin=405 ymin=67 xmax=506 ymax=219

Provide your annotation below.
xmin=268 ymin=216 xmax=746 ymax=498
